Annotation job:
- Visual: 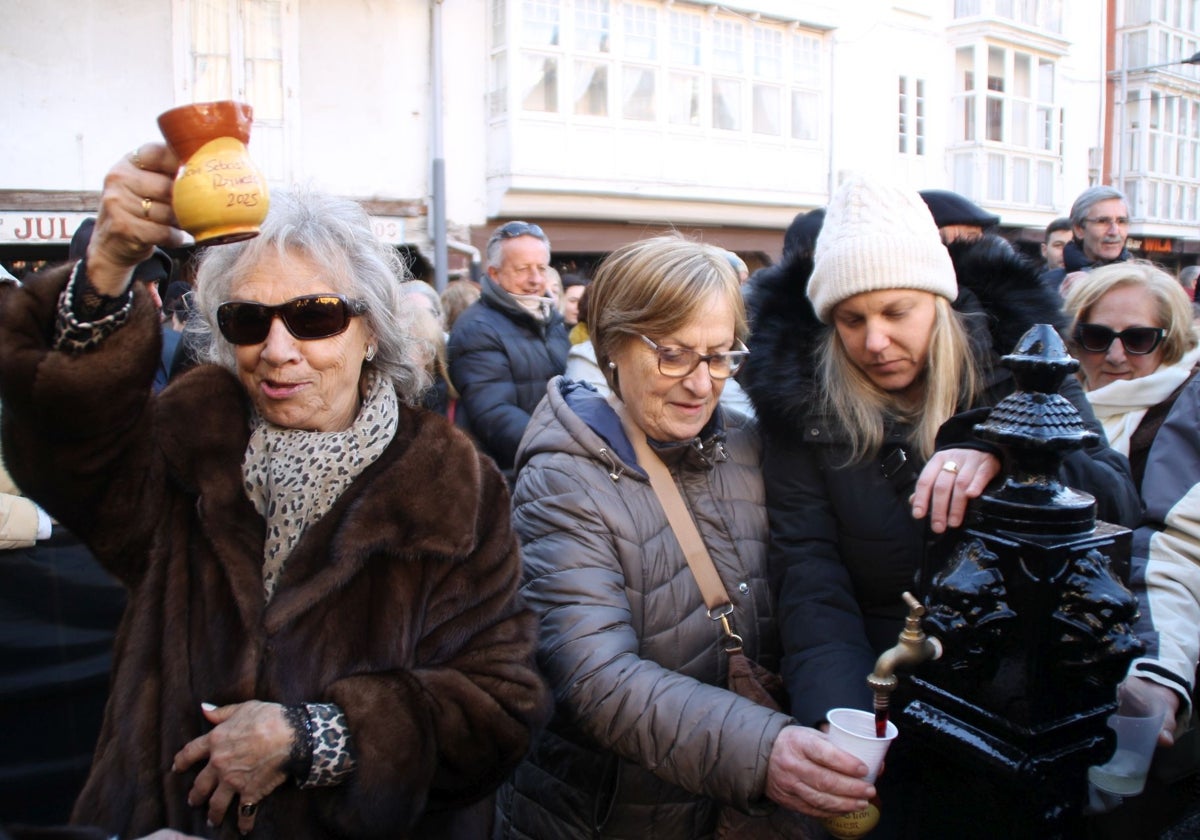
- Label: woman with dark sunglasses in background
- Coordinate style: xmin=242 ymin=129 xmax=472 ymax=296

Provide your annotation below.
xmin=0 ymin=142 xmax=549 ymax=839
xmin=1062 ymin=261 xmax=1200 ymax=836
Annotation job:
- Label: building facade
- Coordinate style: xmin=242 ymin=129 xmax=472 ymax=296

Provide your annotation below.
xmin=1 ymin=0 xmax=1195 ymax=280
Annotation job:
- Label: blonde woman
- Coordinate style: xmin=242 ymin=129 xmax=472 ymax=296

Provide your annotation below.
xmin=1063 ymin=263 xmax=1200 ymax=772
xmin=741 ymin=175 xmax=1139 ymax=733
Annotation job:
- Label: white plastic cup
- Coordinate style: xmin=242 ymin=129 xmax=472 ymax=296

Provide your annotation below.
xmin=1087 ymin=709 xmax=1164 ymax=797
xmin=826 ymin=707 xmax=899 ymax=783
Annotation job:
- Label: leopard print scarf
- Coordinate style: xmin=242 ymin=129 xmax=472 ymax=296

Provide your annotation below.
xmin=242 ymin=370 xmax=399 ymax=601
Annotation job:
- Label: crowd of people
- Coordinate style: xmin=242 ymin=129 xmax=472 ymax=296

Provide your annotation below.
xmin=1 ymin=138 xmax=1199 ymax=840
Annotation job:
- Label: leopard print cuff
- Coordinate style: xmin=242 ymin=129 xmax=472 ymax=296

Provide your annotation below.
xmin=298 ymin=702 xmax=356 ymax=789
xmin=54 ymin=261 xmax=134 ymax=353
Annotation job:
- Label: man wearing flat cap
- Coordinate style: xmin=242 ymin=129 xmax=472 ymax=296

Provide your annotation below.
xmin=919 ymin=189 xmax=1001 ymax=245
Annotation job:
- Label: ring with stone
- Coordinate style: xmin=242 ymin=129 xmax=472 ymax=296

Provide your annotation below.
xmin=941 ymin=460 xmax=959 ymax=474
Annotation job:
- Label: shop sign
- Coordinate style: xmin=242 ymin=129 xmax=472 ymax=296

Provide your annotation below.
xmin=0 ymin=212 xmax=95 ymax=245
xmin=1 ymin=211 xmax=409 ymax=247
xmin=1141 ymin=237 xmax=1174 ymax=254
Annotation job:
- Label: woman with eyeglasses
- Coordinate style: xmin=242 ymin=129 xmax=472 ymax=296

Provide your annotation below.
xmin=495 ymin=235 xmax=872 ymax=839
xmin=1062 ymin=261 xmax=1200 ymax=801
xmin=0 ymin=144 xmax=549 ymax=839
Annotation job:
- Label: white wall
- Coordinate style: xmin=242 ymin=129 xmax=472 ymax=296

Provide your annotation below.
xmin=2 ymin=1 xmax=176 ymax=190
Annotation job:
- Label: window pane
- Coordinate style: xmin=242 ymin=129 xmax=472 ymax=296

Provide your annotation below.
xmin=958 ymin=95 xmax=976 ymax=141
xmin=1013 ymin=157 xmax=1030 ymax=202
xmin=754 ymin=27 xmax=783 ymax=79
xmin=243 ymin=0 xmax=282 ymax=120
xmin=1014 ymin=52 xmax=1031 ymax=98
xmin=622 ymin=66 xmax=655 ymax=120
xmin=624 ymin=4 xmax=656 ymax=61
xmin=987 ymin=153 xmax=1006 ymax=200
xmin=793 ymin=34 xmax=821 ymax=86
xmin=752 ymin=84 xmax=781 ymax=135
xmin=492 ymin=0 xmax=506 ymax=49
xmin=1013 ymin=101 xmax=1030 ymax=147
xmin=574 ymin=0 xmax=609 ymax=52
xmin=573 ymin=60 xmax=608 ymax=115
xmin=193 ymin=0 xmax=232 ymax=100
xmin=1037 ymin=160 xmax=1054 ymax=205
xmin=916 ymin=79 xmax=926 ymax=154
xmin=899 ymin=76 xmax=908 ymax=153
xmin=521 ymin=53 xmax=558 ymax=111
xmin=712 ymin=19 xmax=743 ymax=74
xmin=669 ymin=10 xmax=701 ymax=66
xmin=987 ymin=96 xmax=1004 ymax=141
xmin=669 ymin=71 xmax=701 ymax=126
xmin=957 ymin=47 xmax=975 ymax=91
xmin=791 ymin=89 xmax=818 ymax=141
xmin=490 ymin=54 xmax=508 ymax=117
xmin=713 ymin=78 xmax=742 ymax=130
xmin=522 ymin=0 xmax=560 ymax=46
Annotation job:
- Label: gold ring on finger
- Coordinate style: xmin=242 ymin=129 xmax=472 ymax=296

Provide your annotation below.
xmin=141 ymin=197 xmax=153 ymax=219
xmin=941 ymin=460 xmax=959 ymax=475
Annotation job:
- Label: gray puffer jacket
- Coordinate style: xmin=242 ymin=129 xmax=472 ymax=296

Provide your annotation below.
xmin=495 ymin=377 xmax=792 ymax=840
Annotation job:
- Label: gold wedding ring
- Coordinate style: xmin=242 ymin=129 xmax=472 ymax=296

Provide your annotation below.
xmin=941 ymin=460 xmax=959 ymax=474
xmin=141 ymin=197 xmax=153 ymax=219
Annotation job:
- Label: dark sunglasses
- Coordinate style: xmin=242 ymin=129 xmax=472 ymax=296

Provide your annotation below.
xmin=1074 ymin=323 xmax=1166 ymax=355
xmin=494 ymin=221 xmax=545 ymax=240
xmin=217 ymin=294 xmax=368 ymax=345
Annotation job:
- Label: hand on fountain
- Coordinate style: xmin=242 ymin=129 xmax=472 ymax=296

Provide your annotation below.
xmin=1119 ymin=676 xmax=1181 ymax=747
xmin=764 ymin=725 xmax=876 ymax=818
xmin=911 ymin=448 xmax=1001 ymax=534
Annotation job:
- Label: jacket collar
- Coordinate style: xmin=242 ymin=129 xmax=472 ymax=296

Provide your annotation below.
xmin=1063 ymin=239 xmax=1131 ymax=273
xmin=742 ymin=234 xmax=1066 ymax=440
xmin=480 ymin=273 xmax=559 ymax=336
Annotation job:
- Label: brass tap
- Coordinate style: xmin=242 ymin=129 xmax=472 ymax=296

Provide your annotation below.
xmin=867 ymin=592 xmax=943 ymax=707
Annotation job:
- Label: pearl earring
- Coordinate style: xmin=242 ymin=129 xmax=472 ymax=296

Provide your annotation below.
xmin=607 ymin=361 xmax=616 ymax=370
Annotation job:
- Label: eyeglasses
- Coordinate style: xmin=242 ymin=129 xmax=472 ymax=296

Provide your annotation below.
xmin=1083 ymin=216 xmax=1130 ymax=228
xmin=493 ymin=221 xmax=545 ymax=240
xmin=1074 ymin=323 xmax=1166 ymax=355
xmin=217 ymin=294 xmax=368 ymax=345
xmin=638 ymin=334 xmax=749 ymax=380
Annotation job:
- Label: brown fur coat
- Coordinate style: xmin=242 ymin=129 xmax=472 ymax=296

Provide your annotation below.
xmin=0 ymin=265 xmax=550 ymax=839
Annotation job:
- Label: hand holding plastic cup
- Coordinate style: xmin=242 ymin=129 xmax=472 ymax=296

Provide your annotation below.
xmin=826 ymin=707 xmax=898 ymax=783
xmin=1087 ymin=706 xmax=1165 ymax=797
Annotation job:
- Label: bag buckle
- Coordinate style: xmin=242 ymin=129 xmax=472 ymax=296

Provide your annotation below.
xmin=708 ymin=603 xmax=744 ymax=654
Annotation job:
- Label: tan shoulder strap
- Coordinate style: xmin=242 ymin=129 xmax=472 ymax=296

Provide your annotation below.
xmin=610 ymin=398 xmax=732 ymax=615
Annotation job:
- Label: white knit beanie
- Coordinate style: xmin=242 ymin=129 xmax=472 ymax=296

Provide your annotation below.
xmin=807 ymin=174 xmax=958 ymax=323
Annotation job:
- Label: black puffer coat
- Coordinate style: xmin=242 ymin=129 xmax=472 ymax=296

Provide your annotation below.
xmin=741 ymin=235 xmax=1141 ymax=725
xmin=447 ymin=275 xmax=570 ymax=473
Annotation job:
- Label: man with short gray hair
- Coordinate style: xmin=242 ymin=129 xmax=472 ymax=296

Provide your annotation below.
xmin=1041 ymin=186 xmax=1132 ymax=295
xmin=448 ymin=221 xmax=569 ymax=477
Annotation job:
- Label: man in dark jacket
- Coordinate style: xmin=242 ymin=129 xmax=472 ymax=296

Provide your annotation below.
xmin=448 ymin=221 xmax=569 ymax=476
xmin=1040 ymin=186 xmax=1132 ymax=295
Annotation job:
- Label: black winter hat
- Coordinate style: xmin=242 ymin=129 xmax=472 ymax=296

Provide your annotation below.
xmin=918 ymin=190 xmax=1000 ymax=229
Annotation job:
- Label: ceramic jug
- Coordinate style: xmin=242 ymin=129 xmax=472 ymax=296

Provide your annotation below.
xmin=157 ymin=101 xmax=270 ymax=245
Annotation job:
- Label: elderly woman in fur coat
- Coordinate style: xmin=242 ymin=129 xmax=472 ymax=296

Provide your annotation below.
xmin=740 ymin=174 xmax=1140 ymax=733
xmin=0 ymin=142 xmax=549 ymax=839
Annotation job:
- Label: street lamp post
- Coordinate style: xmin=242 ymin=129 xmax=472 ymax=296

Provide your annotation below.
xmin=1114 ymin=48 xmax=1200 ymax=190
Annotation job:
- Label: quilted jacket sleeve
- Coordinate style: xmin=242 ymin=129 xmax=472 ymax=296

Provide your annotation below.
xmin=512 ymin=452 xmax=792 ymax=813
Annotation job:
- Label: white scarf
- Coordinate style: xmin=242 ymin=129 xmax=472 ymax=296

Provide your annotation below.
xmin=1086 ymin=344 xmax=1200 ymax=456
xmin=242 ymin=370 xmax=399 ymax=600
xmin=511 ymin=292 xmax=553 ymax=322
